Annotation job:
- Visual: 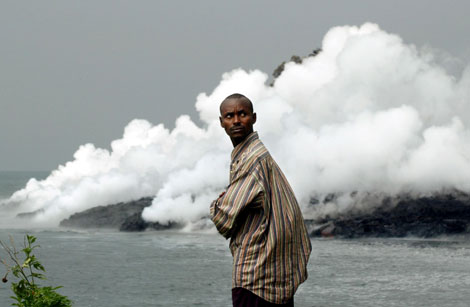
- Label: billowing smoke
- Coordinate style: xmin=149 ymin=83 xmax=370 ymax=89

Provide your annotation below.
xmin=2 ymin=23 xmax=470 ymax=228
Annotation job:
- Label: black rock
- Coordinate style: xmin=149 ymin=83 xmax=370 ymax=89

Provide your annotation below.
xmin=270 ymin=48 xmax=322 ymax=86
xmin=59 ymin=192 xmax=470 ymax=237
xmin=59 ymin=197 xmax=182 ymax=232
xmin=119 ymin=212 xmax=149 ymax=231
xmin=119 ymin=211 xmax=181 ymax=232
xmin=309 ymin=193 xmax=470 ymax=238
xmin=59 ymin=197 xmax=153 ymax=229
xmin=16 ymin=209 xmax=44 ymax=219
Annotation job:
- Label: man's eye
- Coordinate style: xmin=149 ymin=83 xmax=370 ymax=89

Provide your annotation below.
xmin=226 ymin=115 xmax=232 ymax=118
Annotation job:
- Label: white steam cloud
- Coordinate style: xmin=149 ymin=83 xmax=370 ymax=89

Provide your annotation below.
xmin=2 ymin=23 xmax=470 ymax=227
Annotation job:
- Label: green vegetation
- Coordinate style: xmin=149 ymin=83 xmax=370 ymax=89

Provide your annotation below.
xmin=1 ymin=234 xmax=72 ymax=307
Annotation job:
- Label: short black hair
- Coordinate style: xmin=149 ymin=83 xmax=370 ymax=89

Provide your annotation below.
xmin=220 ymin=93 xmax=254 ymax=113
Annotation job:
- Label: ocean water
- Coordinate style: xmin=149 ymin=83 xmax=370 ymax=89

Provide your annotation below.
xmin=1 ymin=172 xmax=470 ymax=307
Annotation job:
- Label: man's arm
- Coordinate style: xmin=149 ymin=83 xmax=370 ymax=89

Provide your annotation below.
xmin=210 ymin=173 xmax=262 ymax=239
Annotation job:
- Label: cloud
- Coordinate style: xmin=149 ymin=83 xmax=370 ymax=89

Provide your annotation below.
xmin=2 ymin=23 xmax=470 ymax=227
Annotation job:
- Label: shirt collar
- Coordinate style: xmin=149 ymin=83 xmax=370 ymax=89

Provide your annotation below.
xmin=231 ymin=131 xmax=259 ymax=162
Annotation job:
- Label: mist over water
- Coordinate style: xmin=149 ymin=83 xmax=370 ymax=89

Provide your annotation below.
xmin=2 ymin=23 xmax=470 ymax=228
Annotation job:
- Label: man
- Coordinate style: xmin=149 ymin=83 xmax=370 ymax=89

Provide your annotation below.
xmin=210 ymin=93 xmax=312 ymax=306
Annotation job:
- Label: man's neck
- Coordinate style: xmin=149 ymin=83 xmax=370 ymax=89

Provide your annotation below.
xmin=230 ymin=130 xmax=255 ymax=147
xmin=231 ymin=136 xmax=246 ymax=147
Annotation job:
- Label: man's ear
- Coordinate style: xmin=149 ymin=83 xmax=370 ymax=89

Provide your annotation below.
xmin=219 ymin=116 xmax=224 ymax=127
xmin=252 ymin=113 xmax=257 ymax=124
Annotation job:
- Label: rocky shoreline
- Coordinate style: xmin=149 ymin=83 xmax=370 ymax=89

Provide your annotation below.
xmin=59 ymin=193 xmax=470 ymax=238
xmin=59 ymin=197 xmax=180 ymax=231
xmin=308 ymin=193 xmax=470 ymax=238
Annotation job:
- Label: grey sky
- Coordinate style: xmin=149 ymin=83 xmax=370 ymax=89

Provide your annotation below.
xmin=1 ymin=0 xmax=469 ymax=171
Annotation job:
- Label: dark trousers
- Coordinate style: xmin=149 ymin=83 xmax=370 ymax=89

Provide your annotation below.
xmin=232 ymin=287 xmax=294 ymax=307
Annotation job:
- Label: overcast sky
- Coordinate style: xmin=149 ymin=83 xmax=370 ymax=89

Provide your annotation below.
xmin=1 ymin=0 xmax=469 ymax=171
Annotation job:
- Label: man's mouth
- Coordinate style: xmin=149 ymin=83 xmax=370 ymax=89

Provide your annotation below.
xmin=231 ymin=127 xmax=244 ymax=133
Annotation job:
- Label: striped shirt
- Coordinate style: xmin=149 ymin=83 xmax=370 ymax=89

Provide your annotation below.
xmin=210 ymin=132 xmax=312 ymax=304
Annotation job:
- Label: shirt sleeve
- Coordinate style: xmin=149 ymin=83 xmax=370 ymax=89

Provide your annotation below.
xmin=210 ymin=172 xmax=263 ymax=239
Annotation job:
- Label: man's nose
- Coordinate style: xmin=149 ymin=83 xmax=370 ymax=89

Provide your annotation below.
xmin=233 ymin=114 xmax=241 ymax=124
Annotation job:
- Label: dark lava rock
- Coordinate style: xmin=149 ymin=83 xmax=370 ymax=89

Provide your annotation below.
xmin=119 ymin=212 xmax=181 ymax=232
xmin=119 ymin=212 xmax=149 ymax=231
xmin=60 ymin=197 xmax=153 ymax=229
xmin=60 ymin=191 xmax=470 ymax=237
xmin=16 ymin=209 xmax=44 ymax=219
xmin=309 ymin=193 xmax=470 ymax=238
xmin=270 ymin=48 xmax=322 ymax=86
xmin=60 ymin=197 xmax=182 ymax=232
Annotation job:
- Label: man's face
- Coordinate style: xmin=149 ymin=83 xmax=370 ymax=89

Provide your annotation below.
xmin=219 ymin=98 xmax=257 ymax=146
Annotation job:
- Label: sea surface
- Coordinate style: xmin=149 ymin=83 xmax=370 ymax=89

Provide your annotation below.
xmin=1 ymin=172 xmax=470 ymax=307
